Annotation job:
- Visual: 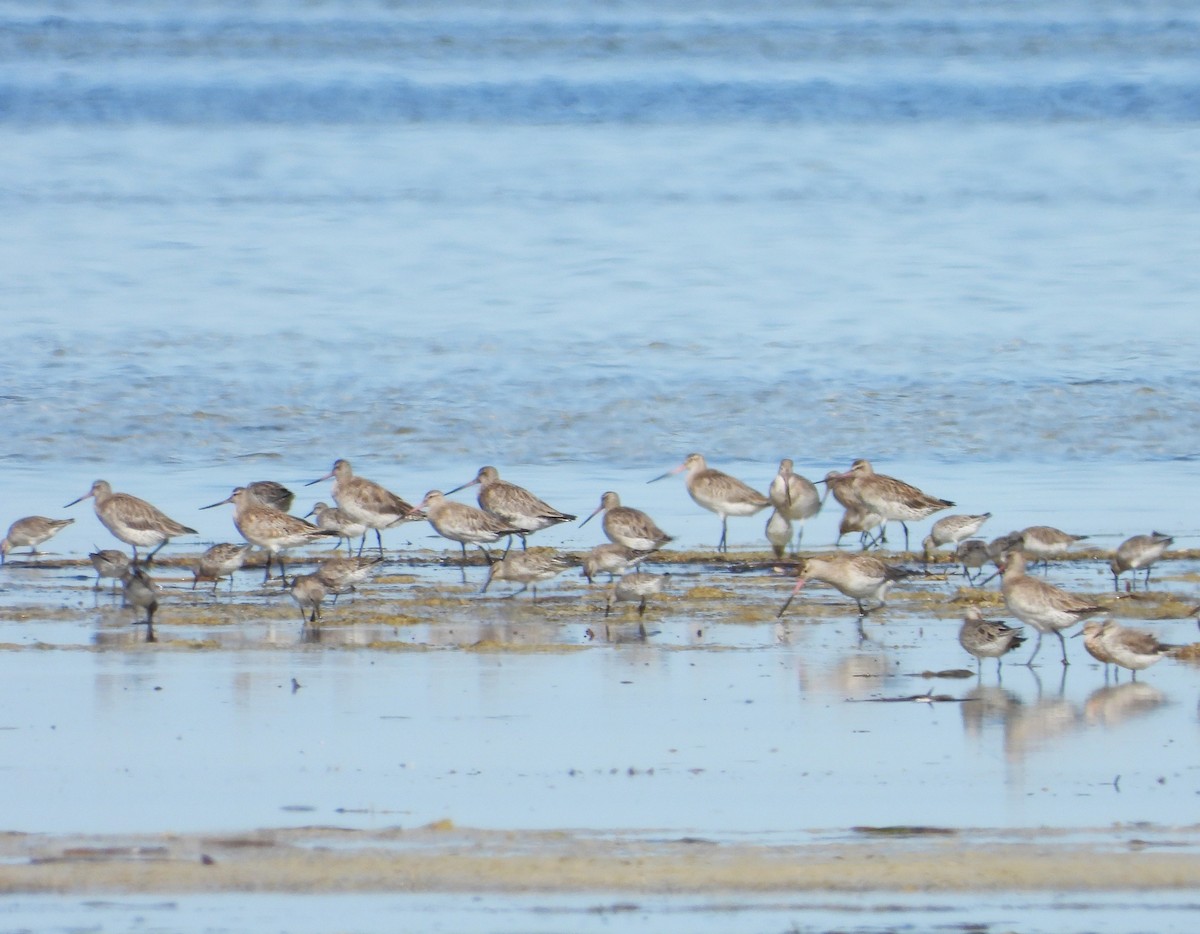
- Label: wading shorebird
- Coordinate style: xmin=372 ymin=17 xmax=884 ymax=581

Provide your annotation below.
xmin=998 ymin=548 xmax=1104 ymax=667
xmin=244 ymin=480 xmax=295 ymax=513
xmin=202 ymin=487 xmax=338 ymax=586
xmin=481 ymin=549 xmax=574 ymax=601
xmin=777 ymin=553 xmax=916 ymax=629
xmin=306 ymin=459 xmax=420 ymax=557
xmin=958 ymin=606 xmax=1025 ymax=675
xmin=605 ymin=570 xmax=668 ymax=621
xmin=765 ymin=509 xmax=793 ymax=559
xmin=413 ymin=490 xmax=523 ymax=570
xmin=922 ymin=513 xmax=991 ymax=568
xmin=1110 ymin=531 xmax=1173 ymax=592
xmin=580 ymin=542 xmax=652 ymax=584
xmin=447 ymin=466 xmax=575 ymax=551
xmin=1079 ymin=619 xmax=1176 ymax=681
xmin=1077 ymin=618 xmax=1120 ymax=680
xmin=650 ymin=453 xmax=770 ymax=553
xmin=767 ymin=459 xmax=822 ymax=551
xmin=1018 ymin=525 xmax=1089 ymax=572
xmin=834 ymin=459 xmax=954 ymax=553
xmin=191 ymin=542 xmax=254 ymax=593
xmin=955 ymin=539 xmax=991 ymax=584
xmin=66 ymin=480 xmax=196 ymax=564
xmin=306 ymin=501 xmax=369 ymax=555
xmin=89 ymin=548 xmax=130 ymax=593
xmin=0 ymin=516 xmax=74 ymax=563
xmin=289 ymin=572 xmax=327 ymax=625
xmin=581 ymin=492 xmax=673 ymax=553
xmin=314 ymin=554 xmax=384 ymax=603
xmin=121 ymin=565 xmax=160 ymax=641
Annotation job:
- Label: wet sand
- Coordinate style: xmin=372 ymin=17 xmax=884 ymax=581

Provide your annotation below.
xmin=5 ymin=822 xmax=1200 ymax=895
xmin=2 ymin=545 xmax=1199 ymax=911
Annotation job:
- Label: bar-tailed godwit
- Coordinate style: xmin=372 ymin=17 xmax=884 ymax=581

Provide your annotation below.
xmin=66 ymin=480 xmax=196 ymax=564
xmin=958 ymin=606 xmax=1025 ymax=674
xmin=306 ymin=459 xmax=420 ymax=557
xmin=0 ymin=516 xmax=74 ymax=563
xmin=447 ymin=466 xmax=575 ymax=550
xmin=765 ymin=509 xmax=792 ymax=558
xmin=650 ymin=453 xmax=770 ymax=553
xmin=245 ymin=480 xmax=295 ymax=513
xmin=767 ymin=459 xmax=821 ymax=550
xmin=1110 ymin=531 xmax=1173 ymax=592
xmin=777 ymin=553 xmax=915 ymax=620
xmin=581 ymin=492 xmax=673 ymax=552
xmin=413 ymin=490 xmax=523 ymax=569
xmin=835 ymin=460 xmax=953 ymax=553
xmin=202 ymin=487 xmax=337 ymax=585
xmin=998 ymin=548 xmax=1104 ymax=666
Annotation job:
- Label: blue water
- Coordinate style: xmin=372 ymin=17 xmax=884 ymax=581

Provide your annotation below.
xmin=1 ymin=6 xmax=1200 ymax=927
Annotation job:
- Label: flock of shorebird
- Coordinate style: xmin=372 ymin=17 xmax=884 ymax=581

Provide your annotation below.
xmin=0 ymin=455 xmax=1188 ymax=674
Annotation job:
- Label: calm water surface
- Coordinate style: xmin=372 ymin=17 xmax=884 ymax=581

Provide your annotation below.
xmin=1 ymin=2 xmax=1199 ymax=930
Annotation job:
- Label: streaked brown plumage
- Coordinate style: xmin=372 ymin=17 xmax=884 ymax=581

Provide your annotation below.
xmin=482 ymin=549 xmax=574 ymax=601
xmin=66 ymin=480 xmax=196 ymax=563
xmin=778 ymin=553 xmax=915 ymax=620
xmin=651 ymin=453 xmax=770 ymax=552
xmin=202 ymin=486 xmax=337 ymax=586
xmin=192 ymin=542 xmax=254 ymax=593
xmin=0 ymin=516 xmax=74 ymax=562
xmin=448 ymin=466 xmax=575 ymax=549
xmin=958 ymin=606 xmax=1025 ymax=674
xmin=307 ymin=459 xmax=420 ymax=556
xmin=581 ymin=491 xmax=673 ymax=553
xmin=306 ymin=501 xmax=369 ymax=555
xmin=1110 ymin=531 xmax=1173 ymax=592
xmin=767 ymin=459 xmax=821 ymax=550
xmin=414 ymin=490 xmax=523 ymax=567
xmin=836 ymin=459 xmax=954 ymax=552
xmin=999 ymin=548 xmax=1104 ymax=667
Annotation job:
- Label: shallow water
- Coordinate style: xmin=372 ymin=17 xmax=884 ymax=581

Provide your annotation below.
xmin=2 ymin=1 xmax=1200 ymax=929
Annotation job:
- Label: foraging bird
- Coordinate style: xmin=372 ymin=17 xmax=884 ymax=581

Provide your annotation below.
xmin=306 ymin=501 xmax=369 ymax=555
xmin=777 ymin=554 xmax=916 ymax=621
xmin=1110 ymin=531 xmax=1173 ymax=592
xmin=922 ymin=513 xmax=991 ymax=567
xmin=121 ymin=565 xmax=160 ymax=640
xmin=289 ymin=573 xmax=327 ymax=625
xmin=0 ymin=516 xmax=74 ymax=563
xmin=201 ymin=487 xmax=338 ymax=586
xmin=66 ymin=480 xmax=196 ymax=564
xmin=650 ymin=453 xmax=770 ymax=553
xmin=1018 ymin=525 xmax=1089 ymax=571
xmin=955 ymin=539 xmax=992 ymax=584
xmin=314 ymin=555 xmax=384 ymax=601
xmin=767 ymin=459 xmax=822 ymax=550
xmin=580 ymin=492 xmax=673 ymax=552
xmin=765 ymin=509 xmax=793 ymax=559
xmin=244 ymin=480 xmax=295 ymax=513
xmin=306 ymin=459 xmax=420 ymax=557
xmin=605 ymin=570 xmax=668 ymax=620
xmin=580 ymin=543 xmax=651 ymax=584
xmin=958 ymin=606 xmax=1025 ymax=675
xmin=447 ymin=466 xmax=575 ymax=550
xmin=89 ymin=548 xmax=130 ymax=593
xmin=998 ymin=548 xmax=1104 ymax=667
xmin=413 ymin=490 xmax=523 ymax=570
xmin=481 ymin=549 xmax=573 ymax=601
xmin=1081 ymin=619 xmax=1176 ymax=681
xmin=833 ymin=459 xmax=954 ymax=553
xmin=192 ymin=543 xmax=254 ymax=593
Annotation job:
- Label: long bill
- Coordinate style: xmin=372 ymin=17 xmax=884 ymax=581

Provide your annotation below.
xmin=579 ymin=506 xmax=603 ymax=528
xmin=776 ymin=577 xmax=807 ymax=619
xmin=304 ymin=471 xmax=335 ymax=487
